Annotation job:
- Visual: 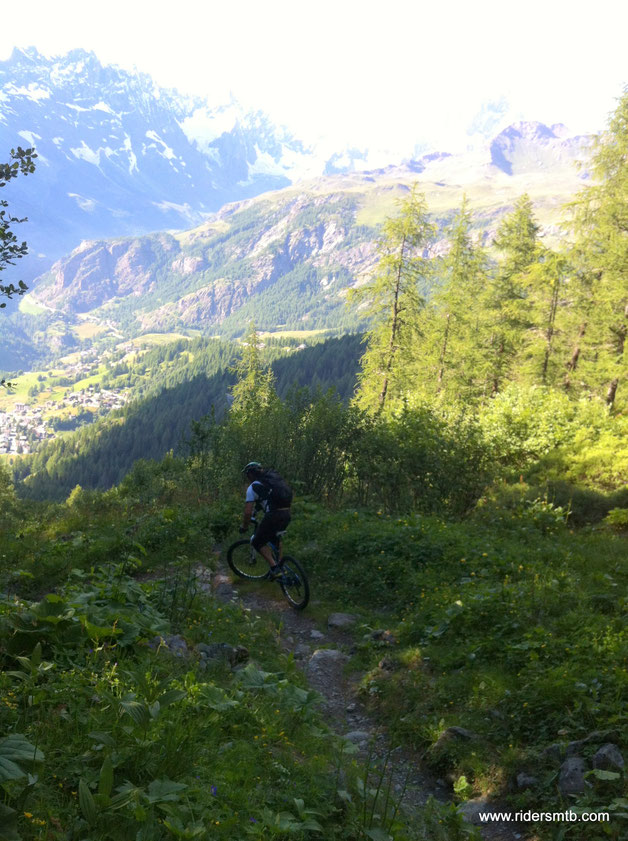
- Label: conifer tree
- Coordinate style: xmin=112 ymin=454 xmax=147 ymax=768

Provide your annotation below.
xmin=351 ymin=186 xmax=435 ymax=412
xmin=230 ymin=321 xmax=277 ymax=417
xmin=566 ymin=88 xmax=628 ymax=408
xmin=515 ymin=249 xmax=571 ymax=388
xmin=481 ymin=194 xmax=541 ymax=396
xmin=414 ymin=197 xmax=489 ymax=401
xmin=1 ymin=146 xmax=37 ymax=388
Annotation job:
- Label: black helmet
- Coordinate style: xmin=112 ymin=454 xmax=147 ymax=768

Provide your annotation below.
xmin=242 ymin=461 xmax=263 ymax=475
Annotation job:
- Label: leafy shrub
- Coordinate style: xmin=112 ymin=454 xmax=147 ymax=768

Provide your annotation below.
xmin=604 ymin=507 xmax=628 ymax=532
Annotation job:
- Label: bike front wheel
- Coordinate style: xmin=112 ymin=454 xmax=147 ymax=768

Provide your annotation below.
xmin=279 ymin=556 xmax=310 ymax=610
xmin=227 ymin=539 xmax=270 ymax=581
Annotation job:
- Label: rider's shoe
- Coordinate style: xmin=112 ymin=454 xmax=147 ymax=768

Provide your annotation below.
xmin=268 ymin=564 xmax=285 ymax=580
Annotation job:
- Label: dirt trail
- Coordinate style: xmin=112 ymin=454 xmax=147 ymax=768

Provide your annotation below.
xmin=211 ymin=560 xmax=529 ymax=841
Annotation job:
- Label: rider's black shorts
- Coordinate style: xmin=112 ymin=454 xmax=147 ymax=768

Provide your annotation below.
xmin=251 ymin=509 xmax=291 ymax=551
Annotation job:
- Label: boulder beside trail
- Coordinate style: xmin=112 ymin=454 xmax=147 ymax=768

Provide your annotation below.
xmin=196 ymin=642 xmax=249 ymax=668
xmin=328 ymin=613 xmax=358 ymax=629
xmin=558 ymin=756 xmax=587 ymax=795
xmin=592 ymin=743 xmax=625 ymax=772
xmin=457 ymin=797 xmax=494 ymax=825
xmin=147 ymin=634 xmax=188 ymax=657
xmin=432 ymin=726 xmax=478 ymax=752
xmin=516 ymin=772 xmax=539 ymax=790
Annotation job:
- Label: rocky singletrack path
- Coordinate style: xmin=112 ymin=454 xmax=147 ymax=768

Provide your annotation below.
xmin=210 ymin=557 xmax=529 ymax=841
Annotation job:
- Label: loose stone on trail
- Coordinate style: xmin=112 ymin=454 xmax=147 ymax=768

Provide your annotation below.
xmin=327 ymin=612 xmax=358 ymax=629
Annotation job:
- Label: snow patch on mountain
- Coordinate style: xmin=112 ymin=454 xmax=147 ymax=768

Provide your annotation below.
xmin=244 ymin=145 xmax=289 ymax=181
xmin=153 ymin=200 xmax=195 ymax=214
xmin=18 ymin=130 xmax=41 ymax=146
xmin=68 ymin=193 xmax=97 ymax=212
xmin=145 ymin=130 xmax=176 ymax=160
xmin=3 ymin=82 xmax=50 ymax=102
xmin=93 ymin=101 xmax=116 ymax=115
xmin=122 ymin=135 xmax=138 ymax=174
xmin=70 ymin=141 xmax=102 ymax=166
xmin=179 ymin=105 xmax=241 ymax=151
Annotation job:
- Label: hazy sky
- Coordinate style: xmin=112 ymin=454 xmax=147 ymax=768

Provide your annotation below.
xmin=1 ymin=0 xmax=626 ymax=154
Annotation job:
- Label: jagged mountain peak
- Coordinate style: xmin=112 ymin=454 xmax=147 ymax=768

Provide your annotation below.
xmin=496 ymin=121 xmax=557 ymax=140
xmin=0 ymin=47 xmax=320 ymax=280
xmin=488 ymin=119 xmax=589 ymax=176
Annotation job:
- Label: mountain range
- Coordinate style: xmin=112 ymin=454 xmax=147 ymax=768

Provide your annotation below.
xmin=24 ymin=122 xmax=591 ymax=343
xmin=0 ymin=47 xmax=329 ymax=277
xmin=0 ymin=48 xmax=594 ymax=367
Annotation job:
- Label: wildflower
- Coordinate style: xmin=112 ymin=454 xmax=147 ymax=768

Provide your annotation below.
xmin=211 ymin=785 xmax=217 ymax=796
xmin=24 ymin=812 xmax=33 ymax=819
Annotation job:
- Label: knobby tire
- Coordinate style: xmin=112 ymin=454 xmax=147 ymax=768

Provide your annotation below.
xmin=278 ymin=555 xmax=310 ymax=610
xmin=226 ymin=538 xmax=269 ymax=581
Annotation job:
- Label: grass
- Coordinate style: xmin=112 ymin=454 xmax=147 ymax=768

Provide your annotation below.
xmin=0 ymin=476 xmax=475 ymax=841
xmin=257 ymin=329 xmax=331 ymax=340
xmin=286 ymin=502 xmax=628 ymax=840
xmin=353 ymin=166 xmax=583 ymax=234
xmin=127 ymin=333 xmax=192 ymax=347
xmin=18 ymin=296 xmax=50 ymax=316
xmin=73 ymin=321 xmax=108 ymax=340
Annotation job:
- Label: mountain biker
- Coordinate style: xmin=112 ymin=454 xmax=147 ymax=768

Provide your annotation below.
xmin=239 ymin=461 xmax=292 ymax=578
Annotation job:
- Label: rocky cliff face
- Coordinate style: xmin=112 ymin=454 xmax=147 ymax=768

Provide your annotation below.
xmin=35 ymin=235 xmax=181 ymax=312
xmin=30 ymin=186 xmax=378 ymax=332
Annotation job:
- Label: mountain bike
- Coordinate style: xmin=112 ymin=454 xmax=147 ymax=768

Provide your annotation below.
xmin=226 ymin=516 xmax=310 ymax=610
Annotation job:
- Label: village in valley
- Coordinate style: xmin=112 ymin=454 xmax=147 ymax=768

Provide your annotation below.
xmin=0 ymin=387 xmax=128 ymax=455
xmin=0 ymin=347 xmax=130 ymax=456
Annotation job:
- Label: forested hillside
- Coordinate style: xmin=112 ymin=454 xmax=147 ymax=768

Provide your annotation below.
xmin=13 ymin=333 xmax=364 ymax=499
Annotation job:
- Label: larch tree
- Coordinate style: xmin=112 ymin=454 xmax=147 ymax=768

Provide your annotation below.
xmin=414 ymin=197 xmax=489 ymax=402
xmin=514 ymin=248 xmax=571 ymax=388
xmin=351 ymin=185 xmax=436 ymax=413
xmin=230 ymin=321 xmax=277 ymax=418
xmin=565 ymin=88 xmax=628 ymax=409
xmin=482 ymin=194 xmax=541 ymax=397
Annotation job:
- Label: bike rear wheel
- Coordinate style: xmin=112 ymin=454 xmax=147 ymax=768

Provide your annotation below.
xmin=227 ymin=539 xmax=270 ymax=581
xmin=278 ymin=556 xmax=310 ymax=610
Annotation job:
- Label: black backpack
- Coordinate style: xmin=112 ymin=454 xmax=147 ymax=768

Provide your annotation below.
xmin=260 ymin=469 xmax=293 ymax=509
